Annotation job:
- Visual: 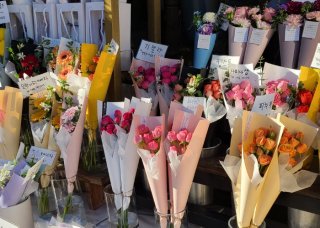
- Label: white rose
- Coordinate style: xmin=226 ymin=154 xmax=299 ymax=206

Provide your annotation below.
xmin=203 ymin=12 xmax=216 ymax=23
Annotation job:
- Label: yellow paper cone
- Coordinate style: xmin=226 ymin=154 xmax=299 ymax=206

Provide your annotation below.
xmin=81 ymin=43 xmax=98 ymax=77
xmin=0 ymin=28 xmax=5 ymax=57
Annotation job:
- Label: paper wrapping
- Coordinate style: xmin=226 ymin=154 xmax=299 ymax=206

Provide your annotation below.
xmin=0 ymin=28 xmax=5 ymax=57
xmin=278 ymin=24 xmax=300 ymax=69
xmin=87 ymin=41 xmax=119 ymax=131
xmin=133 ymin=115 xmax=168 ymax=227
xmin=228 ymin=24 xmax=247 ymax=63
xmin=0 ymin=87 xmax=23 ymax=160
xmin=80 ymin=43 xmax=98 ymax=77
xmin=169 ymin=110 xmax=209 ymax=224
xmin=243 ymin=27 xmax=274 ymax=67
xmin=298 ymin=21 xmax=320 ymax=68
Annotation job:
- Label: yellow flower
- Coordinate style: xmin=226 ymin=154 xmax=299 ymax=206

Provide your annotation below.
xmin=33 ymin=97 xmax=46 ymax=109
xmin=31 ymin=110 xmax=46 ymax=122
xmin=52 ymin=114 xmax=60 ymax=130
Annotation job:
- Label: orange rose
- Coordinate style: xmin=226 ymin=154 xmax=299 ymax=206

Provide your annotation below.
xmin=278 ymin=144 xmax=294 ymax=153
xmin=280 ymin=136 xmax=289 ymax=144
xmin=255 ymin=128 xmax=268 ymax=138
xmin=282 ymin=129 xmax=292 ymax=139
xmin=296 ymin=143 xmax=308 ymax=154
xmin=289 ymin=137 xmax=300 ymax=148
xmin=256 ymin=147 xmax=264 ymax=156
xmin=264 ymin=138 xmax=276 ymax=151
xmin=295 ymin=132 xmax=304 ymax=141
xmin=288 ymin=158 xmax=297 ymax=168
xmin=258 ymin=154 xmax=272 ymax=166
xmin=256 ymin=136 xmax=267 ymax=146
xmin=248 ymin=143 xmax=256 ymax=154
xmin=290 ymin=149 xmax=297 ymax=158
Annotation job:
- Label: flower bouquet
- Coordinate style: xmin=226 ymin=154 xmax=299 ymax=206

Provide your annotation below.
xmin=243 ymin=6 xmax=275 ymax=67
xmin=155 ymin=56 xmax=183 ymax=118
xmin=41 ymin=37 xmax=60 ymax=72
xmin=80 ymin=43 xmax=98 ymax=78
xmin=0 ymin=87 xmax=23 ymax=160
xmin=275 ymin=1 xmax=305 ymax=68
xmin=298 ymin=0 xmax=320 ymax=67
xmin=193 ymin=11 xmax=219 ymax=69
xmin=173 ymin=74 xmax=204 ymax=103
xmin=130 ymin=58 xmax=158 ymax=115
xmin=99 ymin=97 xmax=152 ymax=227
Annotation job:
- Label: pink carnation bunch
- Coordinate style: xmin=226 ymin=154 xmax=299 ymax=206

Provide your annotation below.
xmin=61 ymin=106 xmax=81 ymax=133
xmin=167 ymin=129 xmax=193 ymax=155
xmin=134 ymin=124 xmax=162 ymax=155
xmin=131 ymin=66 xmax=156 ymax=90
xmin=265 ymin=79 xmax=296 ymax=108
xmin=160 ymin=64 xmax=180 ymax=85
xmin=306 ymin=11 xmax=320 ymax=22
xmin=225 ymin=80 xmax=255 ymax=110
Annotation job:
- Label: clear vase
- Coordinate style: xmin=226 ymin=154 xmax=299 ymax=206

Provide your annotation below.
xmin=51 ymin=178 xmax=86 ymax=226
xmin=104 ymin=185 xmax=139 ymax=228
xmin=35 ymin=187 xmax=56 ymax=220
xmin=154 ymin=207 xmax=188 ymax=228
xmin=228 ymin=216 xmax=266 ymax=228
xmin=81 ymin=127 xmax=99 ymax=172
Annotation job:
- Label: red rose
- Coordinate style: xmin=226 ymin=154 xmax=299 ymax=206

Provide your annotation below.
xmin=286 ymin=1 xmax=303 ymax=14
xmin=299 ymin=90 xmax=313 ymax=105
xmin=211 ymin=80 xmax=221 ymax=92
xmin=297 ymin=105 xmax=309 ymax=113
xmin=123 ymin=112 xmax=133 ymax=120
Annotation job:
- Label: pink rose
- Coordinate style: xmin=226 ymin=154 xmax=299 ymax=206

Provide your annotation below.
xmin=145 ymin=67 xmax=155 ymax=75
xmin=167 ymin=131 xmax=177 ymax=142
xmin=148 ymin=140 xmax=159 ymax=151
xmin=285 ymin=14 xmax=303 ymax=27
xmin=263 ymin=7 xmax=276 ymax=22
xmin=141 ymin=80 xmax=150 ymax=90
xmin=176 ymin=130 xmax=187 ymax=142
xmin=277 ymin=80 xmax=289 ymax=92
xmin=106 ymin=124 xmax=115 ymax=134
xmin=160 ymin=66 xmax=170 ymax=73
xmin=186 ymin=132 xmax=192 ymax=143
xmin=225 ymin=90 xmax=235 ymax=101
xmin=143 ymin=133 xmax=153 ymax=144
xmin=233 ymin=89 xmax=244 ymax=100
xmin=170 ymin=75 xmax=178 ymax=83
xmin=146 ymin=74 xmax=155 ymax=83
xmin=162 ymin=71 xmax=171 ymax=79
xmin=273 ymin=93 xmax=283 ymax=107
xmin=101 ymin=115 xmax=113 ymax=126
xmin=137 ymin=124 xmax=149 ymax=134
xmin=134 ymin=134 xmax=142 ymax=144
xmin=235 ymin=7 xmax=248 ymax=19
xmin=152 ymin=126 xmax=162 ymax=138
xmin=170 ymin=66 xmax=177 ymax=74
xmin=252 ymin=14 xmax=263 ymax=21
xmin=248 ymin=7 xmax=260 ymax=16
xmin=162 ymin=78 xmax=171 ymax=84
xmin=120 ymin=119 xmax=130 ymax=130
xmin=174 ymin=84 xmax=183 ymax=92
xmin=123 ymin=112 xmax=133 ymax=120
xmin=114 ymin=110 xmax=122 ymax=117
xmin=170 ymin=146 xmax=178 ymax=152
xmin=137 ymin=66 xmax=145 ymax=74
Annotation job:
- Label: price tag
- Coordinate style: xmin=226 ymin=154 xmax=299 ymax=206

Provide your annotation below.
xmin=209 ymin=55 xmax=240 ymax=79
xmin=18 ymin=72 xmax=56 ymax=98
xmin=26 ymin=146 xmax=56 ymax=166
xmin=285 ymin=26 xmax=300 ymax=41
xmin=136 ymin=40 xmax=168 ymax=63
xmin=252 ymin=94 xmax=275 ymax=116
xmin=0 ymin=217 xmax=18 ymax=228
xmin=249 ymin=28 xmax=265 ymax=45
xmin=0 ymin=1 xmax=10 ymax=24
xmin=311 ymin=43 xmax=320 ymax=68
xmin=182 ymin=96 xmax=206 ymax=114
xmin=197 ymin=34 xmax=211 ymax=49
xmin=302 ymin=21 xmax=319 ymax=39
xmin=234 ymin=27 xmax=249 ymax=43
xmin=229 ymin=64 xmax=259 ymax=88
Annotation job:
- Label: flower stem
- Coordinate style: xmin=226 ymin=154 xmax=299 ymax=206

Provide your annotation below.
xmin=62 ymin=193 xmax=73 ymax=221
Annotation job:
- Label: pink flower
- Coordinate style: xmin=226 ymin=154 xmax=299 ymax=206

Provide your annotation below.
xmin=114 ymin=110 xmax=122 ymax=117
xmin=224 ymin=7 xmax=234 ymax=15
xmin=114 ymin=116 xmax=121 ymax=125
xmin=246 ymin=95 xmax=255 ymax=105
xmin=235 ymin=7 xmax=248 ymax=19
xmin=242 ymin=90 xmax=252 ymax=100
xmin=306 ymin=12 xmax=316 ymax=20
xmin=180 ymin=147 xmax=186 ymax=154
xmin=285 ymin=14 xmax=303 ymax=27
xmin=106 ymin=124 xmax=116 ymax=134
xmin=101 ymin=115 xmax=113 ymax=126
xmin=134 ymin=134 xmax=142 ymax=144
xmin=137 ymin=66 xmax=145 ymax=74
xmin=123 ymin=112 xmax=133 ymax=120
xmin=170 ymin=66 xmax=177 ymax=74
xmin=120 ymin=119 xmax=130 ymax=130
xmin=152 ymin=126 xmax=162 ymax=138
xmin=176 ymin=130 xmax=187 ymax=142
xmin=141 ymin=80 xmax=150 ymax=90
xmin=160 ymin=66 xmax=170 ymax=73
xmin=248 ymin=7 xmax=259 ymax=16
xmin=240 ymin=80 xmax=250 ymax=90
xmin=167 ymin=131 xmax=177 ymax=142
xmin=0 ymin=110 xmax=5 ymax=123
xmin=162 ymin=78 xmax=171 ymax=84
xmin=137 ymin=124 xmax=149 ymax=134
xmin=225 ymin=90 xmax=235 ymax=101
xmin=170 ymin=75 xmax=178 ymax=83
xmin=273 ymin=93 xmax=283 ymax=107
xmin=128 ymin=108 xmax=135 ymax=113
xmin=145 ymin=67 xmax=155 ymax=75
xmin=170 ymin=146 xmax=178 ymax=152
xmin=63 ymin=123 xmax=75 ymax=133
xmin=232 ymin=17 xmax=251 ymax=27
xmin=148 ymin=140 xmax=159 ymax=151
xmin=62 ymin=106 xmax=79 ymax=122
xmin=143 ymin=133 xmax=153 ymax=144
xmin=233 ymin=89 xmax=244 ymax=100
xmin=146 ymin=75 xmax=155 ymax=83
xmin=186 ymin=132 xmax=192 ymax=143
xmin=162 ymin=71 xmax=171 ymax=79
xmin=174 ymin=84 xmax=183 ymax=92
xmin=252 ymin=14 xmax=263 ymax=21
xmin=277 ymin=80 xmax=288 ymax=92
xmin=263 ymin=7 xmax=276 ymax=23
xmin=256 ymin=21 xmax=271 ymax=30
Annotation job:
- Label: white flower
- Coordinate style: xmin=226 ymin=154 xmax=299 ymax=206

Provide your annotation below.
xmin=0 ymin=163 xmax=13 ymax=189
xmin=17 ymin=43 xmax=24 ymax=50
xmin=203 ymin=12 xmax=216 ymax=23
xmin=17 ymin=52 xmax=26 ymax=60
xmin=40 ymin=102 xmax=51 ymax=112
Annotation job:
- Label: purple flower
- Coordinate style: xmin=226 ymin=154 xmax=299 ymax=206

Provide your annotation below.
xmin=198 ymin=24 xmax=213 ymax=35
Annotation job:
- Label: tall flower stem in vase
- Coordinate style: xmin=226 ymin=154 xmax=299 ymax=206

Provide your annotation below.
xmin=38 ymin=187 xmax=50 ymax=216
xmin=82 ymin=122 xmax=98 ymax=172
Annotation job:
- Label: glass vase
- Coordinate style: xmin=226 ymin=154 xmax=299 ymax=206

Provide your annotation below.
xmin=228 ymin=216 xmax=266 ymax=228
xmin=35 ymin=186 xmax=56 ymax=220
xmin=154 ymin=207 xmax=188 ymax=228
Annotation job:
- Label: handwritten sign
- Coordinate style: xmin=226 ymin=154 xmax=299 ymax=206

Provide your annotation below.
xmin=252 ymin=94 xmax=275 ymax=116
xmin=197 ymin=34 xmax=211 ymax=49
xmin=249 ymin=29 xmax=265 ymax=45
xmin=209 ymin=55 xmax=240 ymax=79
xmin=228 ymin=64 xmax=259 ymax=87
xmin=234 ymin=27 xmax=249 ymax=43
xmin=0 ymin=1 xmax=10 ymax=24
xmin=136 ymin=40 xmax=168 ymax=63
xmin=27 ymin=146 xmax=56 ymax=166
xmin=18 ymin=72 xmax=56 ymax=98
xmin=302 ymin=21 xmax=319 ymax=39
xmin=182 ymin=96 xmax=206 ymax=113
xmin=311 ymin=43 xmax=320 ymax=68
xmin=285 ymin=26 xmax=300 ymax=41
xmin=0 ymin=217 xmax=18 ymax=228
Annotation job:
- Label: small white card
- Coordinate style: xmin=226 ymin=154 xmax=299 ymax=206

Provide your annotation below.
xmin=27 ymin=146 xmax=56 ymax=166
xmin=249 ymin=29 xmax=265 ymax=45
xmin=209 ymin=55 xmax=240 ymax=78
xmin=311 ymin=43 xmax=320 ymax=68
xmin=0 ymin=217 xmax=18 ymax=228
xmin=136 ymin=40 xmax=168 ymax=63
xmin=182 ymin=96 xmax=206 ymax=114
xmin=285 ymin=26 xmax=300 ymax=41
xmin=18 ymin=72 xmax=56 ymax=98
xmin=302 ymin=21 xmax=319 ymax=39
xmin=252 ymin=94 xmax=275 ymax=116
xmin=228 ymin=64 xmax=259 ymax=88
xmin=234 ymin=27 xmax=249 ymax=43
xmin=197 ymin=34 xmax=211 ymax=49
xmin=0 ymin=1 xmax=10 ymax=24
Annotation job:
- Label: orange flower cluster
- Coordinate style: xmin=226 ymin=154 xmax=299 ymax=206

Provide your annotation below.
xmin=239 ymin=127 xmax=277 ymax=176
xmin=278 ymin=129 xmax=308 ymax=168
xmin=57 ymin=50 xmax=74 ymax=80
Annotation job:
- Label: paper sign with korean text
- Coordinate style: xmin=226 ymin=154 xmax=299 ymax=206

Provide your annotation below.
xmin=26 ymin=146 xmax=56 ymax=166
xmin=252 ymin=94 xmax=275 ymax=116
xmin=136 ymin=40 xmax=168 ymax=63
xmin=182 ymin=96 xmax=206 ymax=114
xmin=228 ymin=64 xmax=259 ymax=88
xmin=209 ymin=55 xmax=240 ymax=79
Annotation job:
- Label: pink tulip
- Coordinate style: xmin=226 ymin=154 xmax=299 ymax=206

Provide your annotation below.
xmin=101 ymin=115 xmax=113 ymax=126
xmin=120 ymin=119 xmax=130 ymax=130
xmin=152 ymin=126 xmax=162 ymax=138
xmin=240 ymin=80 xmax=250 ymax=90
xmin=128 ymin=108 xmax=135 ymax=113
xmin=167 ymin=131 xmax=177 ymax=142
xmin=123 ymin=112 xmax=133 ymax=120
xmin=186 ymin=132 xmax=192 ymax=143
xmin=233 ymin=89 xmax=244 ymax=100
xmin=114 ymin=110 xmax=122 ymax=117
xmin=176 ymin=131 xmax=187 ymax=142
xmin=148 ymin=140 xmax=159 ymax=151
xmin=225 ymin=90 xmax=235 ymax=101
xmin=106 ymin=124 xmax=115 ymax=134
